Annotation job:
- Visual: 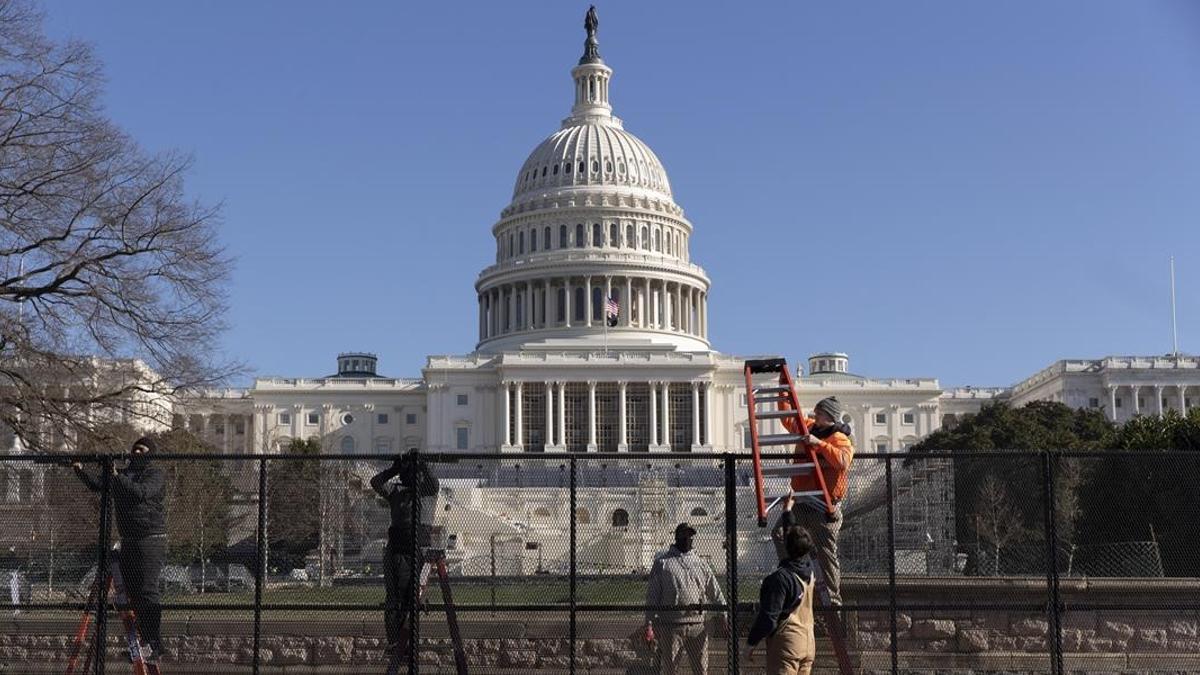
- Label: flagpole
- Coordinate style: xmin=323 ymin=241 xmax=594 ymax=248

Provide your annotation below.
xmin=1171 ymin=256 xmax=1179 ymax=356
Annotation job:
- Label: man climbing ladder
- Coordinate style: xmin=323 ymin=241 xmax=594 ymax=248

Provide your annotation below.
xmin=744 ymin=358 xmax=855 ymax=674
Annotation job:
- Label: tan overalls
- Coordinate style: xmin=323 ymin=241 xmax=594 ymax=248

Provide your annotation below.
xmin=765 ymin=571 xmax=816 ymax=675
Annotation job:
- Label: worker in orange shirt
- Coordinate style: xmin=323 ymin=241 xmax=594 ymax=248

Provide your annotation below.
xmin=774 ymin=396 xmax=853 ymax=606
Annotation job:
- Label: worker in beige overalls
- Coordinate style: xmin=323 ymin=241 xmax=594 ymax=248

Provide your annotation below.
xmin=747 ymin=525 xmax=817 ymax=674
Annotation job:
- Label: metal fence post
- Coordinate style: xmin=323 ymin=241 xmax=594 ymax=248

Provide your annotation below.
xmin=409 ymin=458 xmax=420 ymax=675
xmin=723 ymin=454 xmax=740 ymax=675
xmin=94 ymin=455 xmax=113 ymax=675
xmin=253 ymin=456 xmax=267 ymax=675
xmin=569 ymin=456 xmax=577 ymax=675
xmin=1041 ymin=451 xmax=1064 ymax=675
xmin=885 ymin=455 xmax=899 ymax=675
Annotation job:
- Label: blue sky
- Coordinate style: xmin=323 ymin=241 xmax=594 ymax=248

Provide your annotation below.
xmin=40 ymin=1 xmax=1200 ymax=387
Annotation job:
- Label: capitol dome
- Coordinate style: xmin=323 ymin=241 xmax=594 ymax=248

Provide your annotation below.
xmin=474 ymin=13 xmax=711 ymax=354
xmin=512 ymin=121 xmax=673 ymax=201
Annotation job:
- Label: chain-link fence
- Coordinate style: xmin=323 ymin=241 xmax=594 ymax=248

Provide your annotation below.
xmin=1 ymin=450 xmax=1198 ymax=674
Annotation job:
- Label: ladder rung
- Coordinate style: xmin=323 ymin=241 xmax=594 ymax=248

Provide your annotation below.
xmin=761 ymin=463 xmax=815 ymax=477
xmin=753 ymin=396 xmax=787 ymax=405
xmin=754 ymin=409 xmax=801 ymax=420
xmin=769 ymin=490 xmax=826 ymax=500
xmin=757 ymin=434 xmax=804 ymax=446
xmin=753 ymin=385 xmax=791 ymax=394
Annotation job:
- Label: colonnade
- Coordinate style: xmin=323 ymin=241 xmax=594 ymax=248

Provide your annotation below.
xmin=499 ymin=380 xmax=714 ymax=452
xmin=1106 ymin=383 xmax=1193 ymax=420
xmin=479 ymin=275 xmax=708 ymax=340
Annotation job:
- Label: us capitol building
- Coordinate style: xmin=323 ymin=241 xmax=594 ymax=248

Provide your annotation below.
xmin=9 ymin=12 xmax=1199 ymax=576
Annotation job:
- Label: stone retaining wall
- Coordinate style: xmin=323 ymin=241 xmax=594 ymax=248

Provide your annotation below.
xmin=2 ymin=576 xmax=1198 ymax=674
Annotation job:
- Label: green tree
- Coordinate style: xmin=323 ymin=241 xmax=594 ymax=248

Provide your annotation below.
xmin=266 ymin=438 xmax=320 ymax=572
xmin=910 ymin=401 xmax=1115 ymax=573
xmin=158 ymin=429 xmax=240 ymax=581
xmin=1075 ymin=409 xmax=1200 ymax=575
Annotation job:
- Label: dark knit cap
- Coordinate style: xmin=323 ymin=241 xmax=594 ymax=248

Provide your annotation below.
xmin=132 ymin=437 xmax=158 ymax=453
xmin=814 ymin=397 xmax=843 ymax=421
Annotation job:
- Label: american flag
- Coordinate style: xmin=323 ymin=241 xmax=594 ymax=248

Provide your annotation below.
xmin=605 ymin=296 xmax=619 ymax=326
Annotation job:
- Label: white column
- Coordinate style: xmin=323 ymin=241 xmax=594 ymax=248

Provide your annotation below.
xmin=691 ymin=382 xmax=701 ymax=450
xmin=546 ymin=381 xmax=556 ymax=447
xmin=524 ymin=283 xmax=532 ymax=330
xmin=1108 ymin=385 xmax=1118 ymax=422
xmin=644 ymin=278 xmax=652 ymax=328
xmin=565 ymin=279 xmax=573 ymax=328
xmin=623 ymin=277 xmax=633 ymax=327
xmin=675 ymin=284 xmax=683 ymax=331
xmin=478 ymin=296 xmax=485 ymax=341
xmin=704 ymin=382 xmax=713 ymax=448
xmin=557 ymin=381 xmax=567 ymax=448
xmin=501 ymin=383 xmax=511 ymax=447
xmin=1155 ymin=385 xmax=1164 ymax=416
xmin=661 ymin=382 xmax=671 ymax=451
xmin=587 ymin=381 xmax=597 ymax=451
xmin=585 ymin=276 xmax=593 ymax=327
xmin=1132 ymin=385 xmax=1141 ymax=416
xmin=222 ymin=414 xmax=231 ymax=454
xmin=543 ymin=281 xmax=552 ymax=328
xmin=514 ymin=381 xmax=524 ymax=448
xmin=618 ymin=381 xmax=628 ymax=450
xmin=649 ymin=380 xmax=659 ymax=450
xmin=1180 ymin=385 xmax=1188 ymax=414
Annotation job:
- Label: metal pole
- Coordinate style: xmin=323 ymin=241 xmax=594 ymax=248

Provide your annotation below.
xmin=253 ymin=457 xmax=267 ymax=675
xmin=94 ymin=455 xmax=113 ymax=675
xmin=409 ymin=461 xmax=420 ymax=675
xmin=1041 ymin=452 xmax=1064 ymax=675
xmin=1171 ymin=256 xmax=1179 ymax=356
xmin=569 ymin=456 xmax=577 ymax=675
xmin=723 ymin=454 xmax=740 ymax=675
xmin=885 ymin=456 xmax=899 ymax=675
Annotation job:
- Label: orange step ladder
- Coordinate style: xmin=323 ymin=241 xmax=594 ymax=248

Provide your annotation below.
xmin=744 ymin=357 xmax=854 ymax=675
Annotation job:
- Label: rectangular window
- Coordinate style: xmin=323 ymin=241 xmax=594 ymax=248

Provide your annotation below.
xmin=874 ymin=412 xmax=886 ymax=425
xmin=1162 ymin=398 xmax=1169 ymax=409
xmin=1089 ymin=398 xmax=1100 ymax=408
xmin=406 ymin=413 xmax=417 ymax=425
xmin=1115 ymin=398 xmax=1123 ymax=408
xmin=875 ymin=442 xmax=888 ymax=453
xmin=374 ymin=437 xmax=392 ymax=453
xmin=307 ymin=412 xmax=319 ymax=425
xmin=902 ymin=413 xmax=914 ymax=425
xmin=278 ymin=412 xmax=291 ymax=425
xmin=1187 ymin=397 xmax=1193 ymax=407
xmin=235 ymin=419 xmax=245 ymax=435
xmin=455 ymin=427 xmax=469 ymax=450
xmin=1138 ymin=397 xmax=1145 ymax=408
xmin=456 ymin=394 xmax=469 ymax=406
xmin=740 ymin=393 xmax=747 ymax=407
xmin=377 ymin=413 xmax=389 ymax=425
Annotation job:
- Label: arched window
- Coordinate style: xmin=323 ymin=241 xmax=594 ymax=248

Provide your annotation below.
xmin=508 ymin=234 xmax=514 ymax=258
xmin=592 ymin=286 xmax=603 ymax=322
xmin=530 ymin=228 xmax=537 ymax=252
xmin=641 ymin=226 xmax=649 ymax=249
xmin=666 ymin=232 xmax=672 ymax=255
xmin=690 ymin=507 xmax=708 ymax=518
xmin=552 ymin=164 xmax=559 ymax=175
xmin=541 ymin=166 xmax=547 ymax=177
xmin=565 ymin=162 xmax=571 ymax=174
xmin=340 ymin=436 xmax=355 ymax=454
xmin=575 ymin=224 xmax=585 ymax=248
xmin=556 ymin=288 xmax=566 ymax=322
xmin=579 ymin=161 xmax=586 ymax=174
xmin=653 ymin=229 xmax=661 ymax=252
xmin=605 ymin=160 xmax=612 ymax=173
xmin=545 ymin=226 xmax=552 ymax=249
xmin=574 ymin=287 xmax=585 ymax=321
xmin=610 ymin=223 xmax=619 ymax=247
xmin=559 ymin=225 xmax=568 ymax=248
xmin=592 ymin=223 xmax=602 ymax=247
xmin=591 ymin=160 xmax=599 ymax=173
xmin=518 ymin=231 xmax=524 ymax=254
xmin=611 ymin=509 xmax=629 ymax=527
xmin=626 ymin=224 xmax=634 ymax=247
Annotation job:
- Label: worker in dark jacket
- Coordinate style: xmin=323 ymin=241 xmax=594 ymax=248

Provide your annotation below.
xmin=370 ymin=450 xmax=439 ymax=655
xmin=748 ymin=526 xmax=816 ymax=674
xmin=73 ymin=436 xmax=167 ymax=660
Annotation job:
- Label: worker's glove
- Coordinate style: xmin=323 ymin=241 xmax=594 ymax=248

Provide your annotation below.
xmin=643 ymin=623 xmax=656 ymax=644
xmin=800 ymin=434 xmax=820 ymax=446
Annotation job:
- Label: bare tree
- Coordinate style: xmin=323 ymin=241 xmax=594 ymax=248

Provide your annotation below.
xmin=0 ymin=0 xmax=235 ymax=451
xmin=972 ymin=475 xmax=1027 ymax=575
